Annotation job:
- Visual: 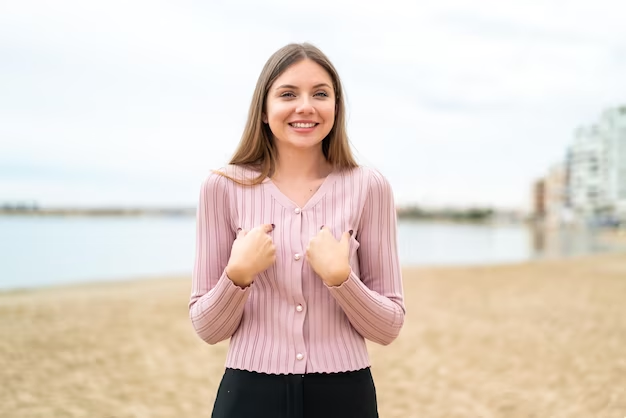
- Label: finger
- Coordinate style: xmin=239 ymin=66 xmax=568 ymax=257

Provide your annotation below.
xmin=319 ymin=225 xmax=332 ymax=234
xmin=236 ymin=228 xmax=247 ymax=238
xmin=340 ymin=231 xmax=351 ymax=245
xmin=251 ymin=224 xmax=274 ymax=234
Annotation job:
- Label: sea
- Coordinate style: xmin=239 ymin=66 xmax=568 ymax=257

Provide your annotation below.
xmin=0 ymin=216 xmax=617 ymax=291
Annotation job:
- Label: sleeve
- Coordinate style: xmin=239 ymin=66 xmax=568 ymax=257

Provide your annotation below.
xmin=327 ymin=169 xmax=406 ymax=345
xmin=188 ymin=172 xmax=251 ymax=345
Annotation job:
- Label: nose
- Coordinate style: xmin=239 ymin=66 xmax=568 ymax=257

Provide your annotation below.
xmin=295 ymin=97 xmax=315 ymax=114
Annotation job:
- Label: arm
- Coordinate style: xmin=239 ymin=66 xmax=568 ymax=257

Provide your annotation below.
xmin=188 ymin=172 xmax=251 ymax=345
xmin=327 ymin=169 xmax=406 ymax=345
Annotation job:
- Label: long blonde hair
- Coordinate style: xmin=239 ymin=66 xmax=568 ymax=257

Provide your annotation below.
xmin=218 ymin=43 xmax=358 ymax=185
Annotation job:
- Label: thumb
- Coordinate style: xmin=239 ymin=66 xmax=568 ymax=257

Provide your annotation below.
xmin=236 ymin=228 xmax=248 ymax=238
xmin=340 ymin=230 xmax=353 ymax=246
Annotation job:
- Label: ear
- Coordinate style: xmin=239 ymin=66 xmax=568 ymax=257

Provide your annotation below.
xmin=262 ymin=113 xmax=268 ymax=124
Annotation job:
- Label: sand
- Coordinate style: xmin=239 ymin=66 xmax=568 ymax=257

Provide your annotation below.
xmin=2 ymin=253 xmax=626 ymax=418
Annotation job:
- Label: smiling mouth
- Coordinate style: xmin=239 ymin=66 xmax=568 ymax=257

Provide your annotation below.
xmin=289 ymin=122 xmax=318 ymax=128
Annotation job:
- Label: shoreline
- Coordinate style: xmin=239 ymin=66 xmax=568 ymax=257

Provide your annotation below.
xmin=0 ymin=209 xmax=517 ymax=223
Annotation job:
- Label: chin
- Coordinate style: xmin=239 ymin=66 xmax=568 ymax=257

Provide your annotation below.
xmin=281 ymin=136 xmax=325 ymax=149
xmin=292 ymin=140 xmax=325 ymax=150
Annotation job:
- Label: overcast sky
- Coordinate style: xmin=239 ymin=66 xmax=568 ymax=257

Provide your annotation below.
xmin=1 ymin=0 xmax=625 ymax=211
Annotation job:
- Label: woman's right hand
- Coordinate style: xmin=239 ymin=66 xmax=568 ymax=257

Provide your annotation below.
xmin=225 ymin=224 xmax=276 ymax=288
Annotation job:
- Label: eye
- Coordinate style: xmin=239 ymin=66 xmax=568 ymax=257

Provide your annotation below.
xmin=280 ymin=92 xmax=296 ymax=98
xmin=314 ymin=91 xmax=329 ymax=97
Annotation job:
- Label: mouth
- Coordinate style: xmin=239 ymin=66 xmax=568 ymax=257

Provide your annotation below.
xmin=289 ymin=122 xmax=318 ymax=128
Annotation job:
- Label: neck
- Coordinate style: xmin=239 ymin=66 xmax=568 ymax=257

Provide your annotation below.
xmin=273 ymin=144 xmax=332 ymax=181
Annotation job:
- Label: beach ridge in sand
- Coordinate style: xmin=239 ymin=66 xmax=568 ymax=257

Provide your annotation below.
xmin=2 ymin=253 xmax=626 ymax=417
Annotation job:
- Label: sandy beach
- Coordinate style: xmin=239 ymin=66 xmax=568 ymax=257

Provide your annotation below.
xmin=2 ymin=253 xmax=626 ymax=418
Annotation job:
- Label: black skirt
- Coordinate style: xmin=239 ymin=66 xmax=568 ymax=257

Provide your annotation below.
xmin=211 ymin=367 xmax=379 ymax=418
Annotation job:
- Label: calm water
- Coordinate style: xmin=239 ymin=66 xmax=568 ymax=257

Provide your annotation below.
xmin=0 ymin=216 xmax=616 ymax=291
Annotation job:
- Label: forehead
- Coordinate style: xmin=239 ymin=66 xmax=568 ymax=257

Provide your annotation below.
xmin=272 ymin=59 xmax=333 ymax=87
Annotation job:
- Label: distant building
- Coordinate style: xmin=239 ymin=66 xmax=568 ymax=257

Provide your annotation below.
xmin=564 ymin=147 xmax=574 ymax=208
xmin=568 ymin=124 xmax=605 ymax=222
xmin=544 ymin=163 xmax=573 ymax=229
xmin=598 ymin=106 xmax=626 ymax=222
xmin=567 ymin=106 xmax=626 ymax=225
xmin=532 ymin=178 xmax=545 ymax=221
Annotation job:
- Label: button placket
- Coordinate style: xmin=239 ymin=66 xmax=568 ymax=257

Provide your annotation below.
xmin=292 ymin=204 xmax=307 ymax=374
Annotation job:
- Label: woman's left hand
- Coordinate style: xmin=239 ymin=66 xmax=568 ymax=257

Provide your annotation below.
xmin=306 ymin=227 xmax=352 ymax=287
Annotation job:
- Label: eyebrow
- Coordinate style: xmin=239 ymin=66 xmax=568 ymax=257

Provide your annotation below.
xmin=275 ymin=83 xmax=332 ymax=90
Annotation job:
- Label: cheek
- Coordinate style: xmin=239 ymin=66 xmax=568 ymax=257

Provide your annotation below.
xmin=318 ymin=112 xmax=335 ymax=139
xmin=267 ymin=102 xmax=292 ymax=123
xmin=320 ymin=103 xmax=336 ymax=123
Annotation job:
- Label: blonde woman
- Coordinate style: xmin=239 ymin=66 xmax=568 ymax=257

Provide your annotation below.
xmin=189 ymin=43 xmax=405 ymax=418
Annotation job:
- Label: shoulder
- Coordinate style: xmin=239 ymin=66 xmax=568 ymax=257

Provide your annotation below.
xmin=212 ymin=164 xmax=260 ymax=180
xmin=341 ymin=165 xmax=394 ymax=194
xmin=202 ymin=164 xmax=262 ymax=188
xmin=197 ymin=171 xmax=229 ymax=203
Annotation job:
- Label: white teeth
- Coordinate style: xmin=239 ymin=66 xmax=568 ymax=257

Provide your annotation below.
xmin=290 ymin=123 xmax=316 ymax=128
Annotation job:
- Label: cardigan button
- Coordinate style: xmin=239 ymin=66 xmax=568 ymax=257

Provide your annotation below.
xmin=294 ymin=207 xmax=301 ymax=214
xmin=296 ymin=353 xmax=304 ymax=361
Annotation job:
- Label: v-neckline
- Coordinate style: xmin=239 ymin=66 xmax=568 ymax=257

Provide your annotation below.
xmin=262 ymin=169 xmax=339 ymax=210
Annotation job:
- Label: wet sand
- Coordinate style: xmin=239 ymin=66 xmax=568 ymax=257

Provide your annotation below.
xmin=2 ymin=253 xmax=626 ymax=417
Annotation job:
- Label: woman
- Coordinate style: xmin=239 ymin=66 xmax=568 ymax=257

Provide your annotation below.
xmin=189 ymin=42 xmax=405 ymax=418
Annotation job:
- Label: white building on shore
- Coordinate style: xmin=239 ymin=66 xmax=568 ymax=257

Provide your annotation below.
xmin=567 ymin=106 xmax=626 ymax=224
xmin=568 ymin=125 xmax=605 ymax=219
xmin=599 ymin=107 xmax=626 ymax=221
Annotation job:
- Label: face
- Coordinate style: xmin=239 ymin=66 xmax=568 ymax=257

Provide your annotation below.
xmin=264 ymin=59 xmax=336 ymax=152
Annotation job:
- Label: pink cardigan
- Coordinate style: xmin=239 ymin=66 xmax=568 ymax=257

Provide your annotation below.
xmin=189 ymin=165 xmax=405 ymax=375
